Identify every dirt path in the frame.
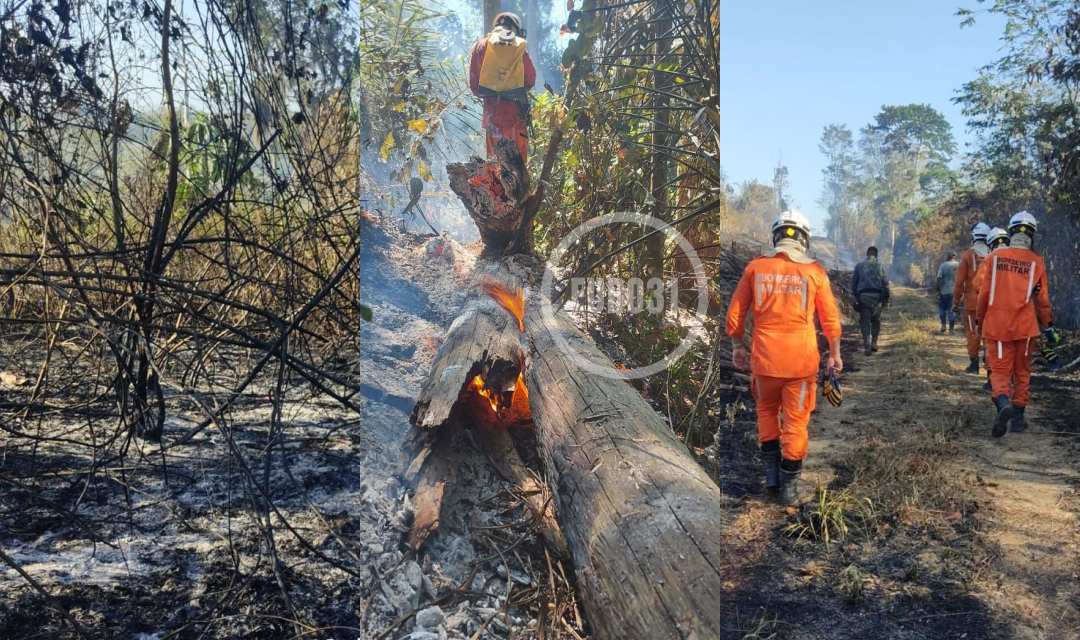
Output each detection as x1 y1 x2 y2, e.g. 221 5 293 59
715 286 1080 640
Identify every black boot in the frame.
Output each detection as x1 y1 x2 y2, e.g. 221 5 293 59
992 395 1013 438
871 336 879 353
779 459 803 506
864 336 872 356
965 358 979 374
1010 406 1027 433
761 441 780 496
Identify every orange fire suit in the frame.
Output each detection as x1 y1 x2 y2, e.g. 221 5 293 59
953 247 986 359
975 247 1053 407
726 253 843 462
468 33 536 162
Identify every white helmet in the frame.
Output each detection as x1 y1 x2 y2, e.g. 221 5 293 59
771 210 812 247
970 222 991 242
987 227 1009 249
1008 211 1038 237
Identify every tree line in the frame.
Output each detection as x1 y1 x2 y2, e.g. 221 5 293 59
817 1 1080 327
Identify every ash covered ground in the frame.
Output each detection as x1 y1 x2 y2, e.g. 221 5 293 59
0 217 583 639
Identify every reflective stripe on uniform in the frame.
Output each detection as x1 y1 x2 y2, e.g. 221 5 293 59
998 341 1003 360
988 256 999 306
798 381 807 411
1024 261 1036 303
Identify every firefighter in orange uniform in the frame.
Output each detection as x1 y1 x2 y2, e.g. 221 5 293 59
976 212 1055 437
953 222 991 373
468 13 536 163
726 211 844 504
974 227 1010 390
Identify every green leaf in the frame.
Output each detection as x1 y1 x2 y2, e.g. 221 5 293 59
359 303 373 322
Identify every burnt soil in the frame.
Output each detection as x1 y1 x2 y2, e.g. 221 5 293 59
705 287 1080 640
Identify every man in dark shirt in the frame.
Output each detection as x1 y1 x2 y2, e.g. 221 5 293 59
852 246 891 356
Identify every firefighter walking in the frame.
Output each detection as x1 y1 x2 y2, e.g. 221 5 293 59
468 13 536 163
726 211 843 505
976 212 1056 437
953 222 991 373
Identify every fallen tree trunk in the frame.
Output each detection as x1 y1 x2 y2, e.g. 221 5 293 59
522 303 730 639
405 259 533 551
406 268 732 637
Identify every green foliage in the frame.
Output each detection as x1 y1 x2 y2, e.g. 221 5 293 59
955 0 1080 211
818 104 957 271
871 103 956 164
357 0 463 182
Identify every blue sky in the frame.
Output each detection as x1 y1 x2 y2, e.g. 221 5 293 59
720 2 1007 233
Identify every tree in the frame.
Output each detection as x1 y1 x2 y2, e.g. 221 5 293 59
956 1 1080 211
866 104 956 259
871 103 956 166
818 124 858 243
732 180 780 241
773 160 790 211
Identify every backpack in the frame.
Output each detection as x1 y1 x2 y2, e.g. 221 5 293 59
856 260 886 294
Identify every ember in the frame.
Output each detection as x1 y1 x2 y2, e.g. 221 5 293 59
467 372 531 426
468 373 501 414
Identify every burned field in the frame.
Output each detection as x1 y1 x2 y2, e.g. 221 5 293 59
0 216 599 639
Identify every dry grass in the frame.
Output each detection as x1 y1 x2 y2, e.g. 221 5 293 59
784 487 876 545
789 311 977 546
848 414 975 533
837 564 870 603
739 611 779 640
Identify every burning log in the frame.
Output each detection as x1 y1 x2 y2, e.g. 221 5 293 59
406 257 566 553
446 139 531 256
410 260 532 430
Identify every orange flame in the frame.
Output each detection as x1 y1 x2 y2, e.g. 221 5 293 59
478 277 525 332
508 372 530 423
469 374 501 414
467 372 531 426
467 278 529 427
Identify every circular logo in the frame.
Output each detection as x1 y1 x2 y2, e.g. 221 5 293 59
539 212 710 380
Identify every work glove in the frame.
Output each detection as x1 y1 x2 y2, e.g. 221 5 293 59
1043 326 1063 347
821 367 843 407
1039 342 1062 371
